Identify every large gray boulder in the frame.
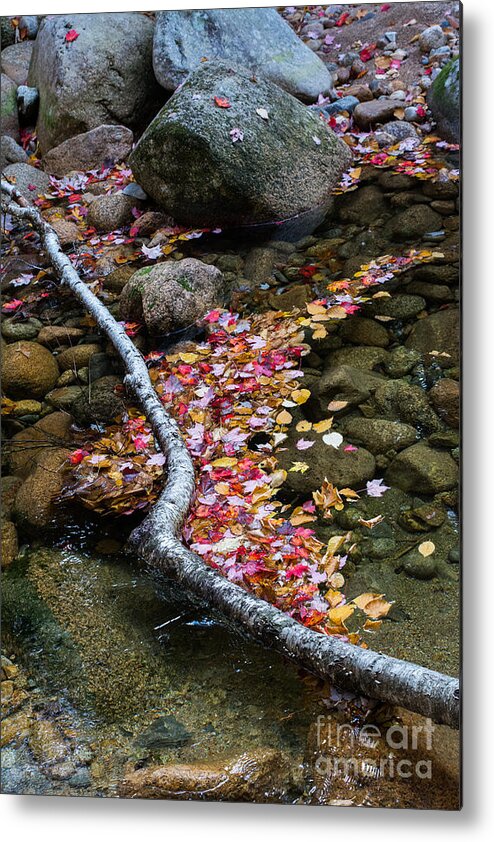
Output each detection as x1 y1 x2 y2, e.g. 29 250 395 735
27 13 165 153
1 73 19 140
129 62 351 228
153 8 334 102
427 58 460 144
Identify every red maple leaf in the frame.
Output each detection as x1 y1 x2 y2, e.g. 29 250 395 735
65 29 79 43
214 96 231 108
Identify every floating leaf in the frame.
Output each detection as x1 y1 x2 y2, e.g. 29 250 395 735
418 541 435 557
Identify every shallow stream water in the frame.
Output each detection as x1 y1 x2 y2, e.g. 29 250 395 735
2 161 460 807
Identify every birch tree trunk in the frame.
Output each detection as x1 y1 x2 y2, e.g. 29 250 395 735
1 179 460 729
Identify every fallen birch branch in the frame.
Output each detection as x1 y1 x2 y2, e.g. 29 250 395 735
1 178 460 729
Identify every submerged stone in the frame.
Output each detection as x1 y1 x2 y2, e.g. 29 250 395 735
129 61 351 228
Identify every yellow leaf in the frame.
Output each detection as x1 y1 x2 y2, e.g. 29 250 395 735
325 589 344 608
328 572 345 589
212 457 237 468
393 107 405 120
339 488 360 499
312 326 328 339
352 592 384 611
306 301 327 316
292 388 311 405
329 603 355 624
288 461 310 473
323 305 347 320
296 420 313 432
276 409 292 425
326 534 346 555
418 541 435 557
327 400 348 412
291 510 316 526
363 619 382 631
214 482 230 495
179 352 199 364
362 597 392 620
313 418 333 433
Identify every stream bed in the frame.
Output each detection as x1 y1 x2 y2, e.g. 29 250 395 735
2 159 460 807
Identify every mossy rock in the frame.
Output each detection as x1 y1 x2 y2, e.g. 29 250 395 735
1 340 59 400
427 59 460 144
129 61 351 228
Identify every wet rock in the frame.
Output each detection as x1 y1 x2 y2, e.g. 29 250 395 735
398 503 446 533
312 96 360 117
70 375 125 426
0 708 33 749
43 125 134 177
352 98 398 129
429 378 459 427
16 85 39 124
134 715 191 751
427 58 460 143
1 520 18 567
1 340 59 400
405 280 453 302
340 316 390 348
345 84 373 102
10 399 42 417
409 262 458 286
317 365 385 415
1 475 23 519
372 380 441 432
244 247 277 285
86 193 135 234
383 346 421 378
418 25 446 54
405 308 459 364
328 346 389 372
153 8 334 102
366 294 426 321
339 418 417 455
13 446 71 529
337 185 387 225
0 74 19 141
381 120 419 141
55 343 101 373
385 205 443 241
45 386 84 413
1 41 33 86
0 17 16 48
8 412 73 478
129 61 351 228
402 549 437 580
49 218 83 247
28 13 164 153
120 258 225 336
276 429 375 494
2 317 41 341
101 264 137 293
0 135 28 168
119 748 291 802
385 443 458 494
2 163 51 203
29 718 71 767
